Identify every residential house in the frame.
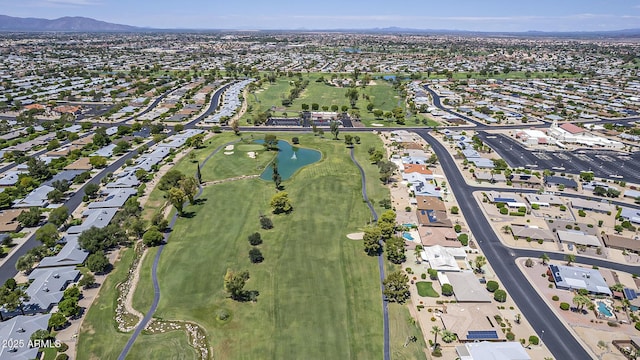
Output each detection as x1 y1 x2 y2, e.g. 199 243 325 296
13 185 54 208
19 266 79 314
548 264 612 296
67 208 118 234
0 209 26 233
38 235 89 268
0 314 51 360
456 342 531 360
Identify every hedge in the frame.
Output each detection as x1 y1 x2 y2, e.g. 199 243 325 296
560 302 570 310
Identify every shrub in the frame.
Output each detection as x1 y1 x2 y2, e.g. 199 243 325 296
499 207 508 215
552 295 559 301
531 203 540 210
405 206 411 212
259 215 273 229
57 343 69 352
635 322 640 331
525 258 534 267
494 289 507 302
486 280 499 292
405 267 413 274
421 273 427 280
578 209 586 217
450 206 459 214
56 355 69 360
607 321 619 327
565 224 573 229
509 212 525 216
441 283 454 296
428 268 438 280
458 233 469 246
560 302 570 310
454 224 462 233
560 205 567 211
506 332 515 341
248 232 263 246
217 309 230 321
249 248 264 263
529 336 539 345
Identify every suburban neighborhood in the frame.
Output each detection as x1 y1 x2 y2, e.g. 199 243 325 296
0 7 639 360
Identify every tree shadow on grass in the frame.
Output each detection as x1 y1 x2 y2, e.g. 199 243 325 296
180 211 196 219
192 198 207 205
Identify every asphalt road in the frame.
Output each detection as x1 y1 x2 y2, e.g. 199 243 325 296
476 131 640 183
0 139 156 285
414 129 594 359
0 82 233 283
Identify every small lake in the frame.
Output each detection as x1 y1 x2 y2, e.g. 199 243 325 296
256 140 321 180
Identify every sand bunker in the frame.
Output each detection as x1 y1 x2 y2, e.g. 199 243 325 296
371 123 384 127
346 232 364 240
247 151 256 159
223 151 234 155
224 145 235 151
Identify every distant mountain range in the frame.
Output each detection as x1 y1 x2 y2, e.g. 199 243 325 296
0 15 137 32
0 14 639 37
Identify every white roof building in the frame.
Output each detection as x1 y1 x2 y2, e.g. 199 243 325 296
456 341 531 360
421 245 467 272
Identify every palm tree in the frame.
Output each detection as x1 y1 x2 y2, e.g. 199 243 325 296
501 225 512 234
414 245 423 264
565 254 576 266
540 253 550 265
572 294 590 311
431 326 441 348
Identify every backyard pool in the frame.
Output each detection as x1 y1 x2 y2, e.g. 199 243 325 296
257 140 321 180
597 301 613 317
402 232 414 241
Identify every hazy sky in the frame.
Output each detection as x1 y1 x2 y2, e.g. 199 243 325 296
2 0 640 31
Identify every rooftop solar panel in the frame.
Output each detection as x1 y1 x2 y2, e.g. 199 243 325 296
624 288 638 300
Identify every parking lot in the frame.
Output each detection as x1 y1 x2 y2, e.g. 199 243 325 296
477 131 640 184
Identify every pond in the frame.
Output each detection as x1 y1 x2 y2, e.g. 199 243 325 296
256 140 321 180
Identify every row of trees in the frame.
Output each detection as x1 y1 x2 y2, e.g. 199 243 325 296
158 169 199 216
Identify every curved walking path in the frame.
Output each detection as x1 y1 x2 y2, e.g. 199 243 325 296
118 139 240 360
121 247 147 328
349 148 390 360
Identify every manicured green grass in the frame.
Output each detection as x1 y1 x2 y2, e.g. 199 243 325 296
141 132 238 222
240 73 427 128
388 303 428 360
77 248 136 360
131 246 158 315
134 134 385 359
126 330 198 360
416 282 439 298
201 138 275 181
41 347 58 360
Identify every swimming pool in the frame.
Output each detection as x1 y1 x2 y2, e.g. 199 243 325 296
597 301 613 317
402 232 414 241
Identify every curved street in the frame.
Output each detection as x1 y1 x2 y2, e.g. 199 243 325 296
415 128 640 359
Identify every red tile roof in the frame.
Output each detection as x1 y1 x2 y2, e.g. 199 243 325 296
559 123 585 134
